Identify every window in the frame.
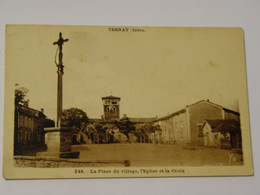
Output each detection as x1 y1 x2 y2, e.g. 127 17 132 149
28 118 32 128
28 131 31 142
19 115 23 127
20 131 24 142
18 132 21 143
24 131 27 143
112 101 117 105
24 116 28 127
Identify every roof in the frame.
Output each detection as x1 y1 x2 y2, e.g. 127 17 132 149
102 95 121 100
153 99 239 122
187 100 239 116
88 118 102 122
153 109 186 122
204 119 240 133
128 117 156 123
186 100 224 110
16 104 46 118
223 108 240 116
88 117 155 124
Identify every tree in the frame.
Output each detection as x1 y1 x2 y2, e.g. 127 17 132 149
135 125 149 143
135 123 160 143
115 117 136 139
61 108 88 133
84 124 97 143
15 86 29 105
149 124 161 133
95 123 108 144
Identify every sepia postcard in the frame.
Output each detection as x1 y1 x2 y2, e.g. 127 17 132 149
3 25 253 179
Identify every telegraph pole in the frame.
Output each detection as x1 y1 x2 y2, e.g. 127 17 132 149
53 32 69 127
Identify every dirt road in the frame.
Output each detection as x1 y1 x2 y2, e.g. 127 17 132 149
72 143 243 167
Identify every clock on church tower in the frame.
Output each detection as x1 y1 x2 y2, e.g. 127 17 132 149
102 95 120 121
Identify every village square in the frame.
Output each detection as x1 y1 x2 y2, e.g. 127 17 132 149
13 31 243 167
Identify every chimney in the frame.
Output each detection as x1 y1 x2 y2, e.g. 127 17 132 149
41 108 44 113
23 100 29 107
207 99 210 102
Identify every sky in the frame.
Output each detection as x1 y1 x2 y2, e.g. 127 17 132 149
5 25 248 121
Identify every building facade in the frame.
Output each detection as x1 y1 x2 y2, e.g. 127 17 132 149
202 119 241 149
14 103 54 155
152 100 240 146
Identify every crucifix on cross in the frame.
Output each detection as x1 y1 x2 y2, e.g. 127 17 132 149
53 32 69 66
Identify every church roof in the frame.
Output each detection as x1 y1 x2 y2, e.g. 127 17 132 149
102 95 121 100
88 118 102 122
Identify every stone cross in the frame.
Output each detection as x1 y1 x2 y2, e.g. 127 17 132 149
53 32 69 127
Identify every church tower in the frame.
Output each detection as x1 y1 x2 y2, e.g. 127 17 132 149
102 95 120 121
